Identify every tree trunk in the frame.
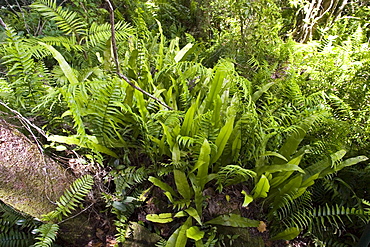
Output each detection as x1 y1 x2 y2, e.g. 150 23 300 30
0 118 96 246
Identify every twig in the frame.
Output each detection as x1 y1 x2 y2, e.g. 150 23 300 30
105 0 173 111
59 203 94 224
0 101 47 153
0 16 8 30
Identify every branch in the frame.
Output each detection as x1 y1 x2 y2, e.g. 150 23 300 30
0 101 47 153
0 16 8 30
105 0 173 111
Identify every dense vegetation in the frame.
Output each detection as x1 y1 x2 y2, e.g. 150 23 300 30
0 0 370 246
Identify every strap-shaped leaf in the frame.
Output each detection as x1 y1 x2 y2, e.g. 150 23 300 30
149 176 178 197
174 170 192 200
270 227 300 241
205 214 259 227
186 226 204 241
252 175 270 199
212 116 235 164
146 213 173 223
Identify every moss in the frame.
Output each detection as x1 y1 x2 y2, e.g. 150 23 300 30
0 118 74 218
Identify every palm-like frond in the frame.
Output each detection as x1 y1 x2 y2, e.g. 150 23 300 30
216 165 256 191
0 230 35 247
85 21 134 48
33 223 59 247
42 175 94 222
85 78 143 148
30 0 86 36
34 36 83 52
1 37 50 111
0 201 39 247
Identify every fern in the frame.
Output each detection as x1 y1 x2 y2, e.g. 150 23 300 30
0 201 39 233
312 204 369 226
216 165 256 192
0 201 39 247
0 230 35 247
32 223 59 247
85 21 134 48
42 175 94 222
34 36 83 52
30 0 86 37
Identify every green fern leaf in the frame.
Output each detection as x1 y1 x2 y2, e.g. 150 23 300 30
0 230 35 247
42 175 94 222
30 0 86 36
33 223 59 247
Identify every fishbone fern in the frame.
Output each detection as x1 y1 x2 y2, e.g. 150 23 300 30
30 0 86 37
42 175 94 222
33 223 59 247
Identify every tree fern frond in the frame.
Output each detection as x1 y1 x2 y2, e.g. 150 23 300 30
33 223 59 247
30 0 86 36
42 175 94 222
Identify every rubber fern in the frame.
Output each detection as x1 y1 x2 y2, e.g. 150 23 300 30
42 175 94 222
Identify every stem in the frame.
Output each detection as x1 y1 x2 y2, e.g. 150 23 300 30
105 0 173 111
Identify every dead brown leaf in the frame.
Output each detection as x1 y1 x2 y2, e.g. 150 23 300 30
257 221 267 233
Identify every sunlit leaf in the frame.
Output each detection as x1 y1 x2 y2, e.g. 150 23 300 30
146 213 173 223
270 227 301 241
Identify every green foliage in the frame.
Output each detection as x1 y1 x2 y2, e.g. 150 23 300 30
1 1 370 246
42 175 94 222
0 230 35 247
0 201 38 247
30 0 86 36
32 224 59 247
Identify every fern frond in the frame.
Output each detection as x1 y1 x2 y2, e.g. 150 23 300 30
42 175 94 222
275 192 313 230
35 36 83 52
0 230 35 247
155 238 167 247
327 94 353 120
30 0 86 36
0 201 40 233
176 135 194 149
216 165 256 192
33 223 59 247
85 21 134 48
313 204 369 228
114 166 151 193
86 79 141 148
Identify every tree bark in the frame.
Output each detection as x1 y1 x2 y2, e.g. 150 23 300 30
0 118 97 246
0 118 75 218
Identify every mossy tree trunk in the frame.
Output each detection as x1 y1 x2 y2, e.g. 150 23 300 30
0 118 95 246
